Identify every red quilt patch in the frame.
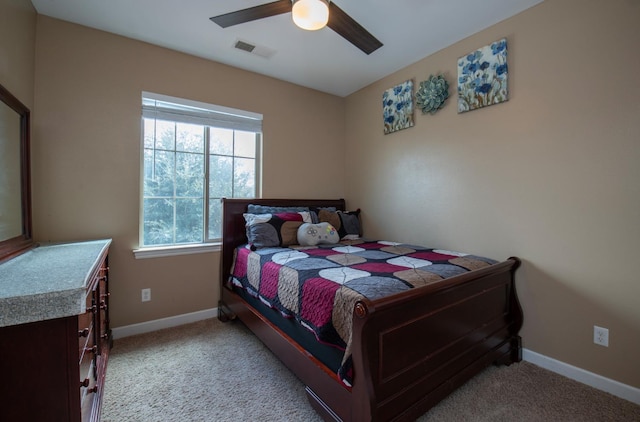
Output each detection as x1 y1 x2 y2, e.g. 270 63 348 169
409 251 457 261
352 262 407 273
259 261 282 299
300 277 341 328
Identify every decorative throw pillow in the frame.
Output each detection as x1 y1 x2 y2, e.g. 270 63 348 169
337 210 361 240
309 206 338 223
297 222 340 246
318 208 361 240
244 212 312 249
247 204 310 214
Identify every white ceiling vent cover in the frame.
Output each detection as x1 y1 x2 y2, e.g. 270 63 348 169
234 39 276 59
235 40 255 52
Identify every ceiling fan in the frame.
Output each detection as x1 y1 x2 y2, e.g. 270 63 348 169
210 0 383 55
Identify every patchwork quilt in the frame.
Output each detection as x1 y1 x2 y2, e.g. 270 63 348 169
229 239 497 386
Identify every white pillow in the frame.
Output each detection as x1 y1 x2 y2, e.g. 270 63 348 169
297 222 340 246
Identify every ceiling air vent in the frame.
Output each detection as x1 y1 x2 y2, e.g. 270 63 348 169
233 39 275 59
235 40 255 53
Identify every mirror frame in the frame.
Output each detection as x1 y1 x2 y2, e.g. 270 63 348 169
0 83 33 262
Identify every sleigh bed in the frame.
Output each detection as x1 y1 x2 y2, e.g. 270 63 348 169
218 198 523 421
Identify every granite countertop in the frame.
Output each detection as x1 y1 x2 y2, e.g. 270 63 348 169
0 239 112 328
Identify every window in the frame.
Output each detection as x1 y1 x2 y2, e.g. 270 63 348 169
140 92 261 249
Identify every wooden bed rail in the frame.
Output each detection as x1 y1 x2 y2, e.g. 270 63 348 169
350 257 523 421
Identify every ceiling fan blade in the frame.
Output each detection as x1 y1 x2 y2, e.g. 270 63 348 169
327 3 383 55
210 0 292 28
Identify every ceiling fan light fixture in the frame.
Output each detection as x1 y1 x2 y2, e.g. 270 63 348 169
292 0 329 31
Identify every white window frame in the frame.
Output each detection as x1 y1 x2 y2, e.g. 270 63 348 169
134 92 262 259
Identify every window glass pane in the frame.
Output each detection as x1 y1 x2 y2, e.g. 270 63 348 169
143 148 154 185
176 152 204 197
234 157 255 198
143 198 174 245
155 120 175 151
141 94 261 248
208 199 222 240
175 198 203 243
209 155 232 198
145 150 175 197
176 123 204 153
210 127 233 155
143 118 155 149
234 131 256 158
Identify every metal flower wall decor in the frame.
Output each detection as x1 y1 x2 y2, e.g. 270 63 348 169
415 74 449 115
457 38 508 113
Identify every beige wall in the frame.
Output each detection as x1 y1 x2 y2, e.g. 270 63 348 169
0 0 35 108
5 0 638 392
32 16 346 328
345 0 640 388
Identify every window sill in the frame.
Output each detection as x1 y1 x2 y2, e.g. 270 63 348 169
133 243 220 259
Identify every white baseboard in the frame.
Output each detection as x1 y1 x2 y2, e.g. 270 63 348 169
111 308 218 340
523 348 640 405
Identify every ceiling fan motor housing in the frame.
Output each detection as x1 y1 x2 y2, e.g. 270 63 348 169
291 0 329 31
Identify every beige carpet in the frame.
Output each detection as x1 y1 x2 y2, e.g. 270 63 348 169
102 319 639 421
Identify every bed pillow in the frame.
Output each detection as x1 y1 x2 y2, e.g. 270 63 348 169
318 208 361 240
297 222 340 246
244 212 312 249
309 206 338 223
247 204 309 214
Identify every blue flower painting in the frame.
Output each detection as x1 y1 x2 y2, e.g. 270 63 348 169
457 38 508 113
383 80 414 134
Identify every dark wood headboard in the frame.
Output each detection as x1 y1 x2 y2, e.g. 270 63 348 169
220 198 346 287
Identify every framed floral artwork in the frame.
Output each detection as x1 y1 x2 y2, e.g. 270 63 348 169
383 80 414 134
457 38 508 113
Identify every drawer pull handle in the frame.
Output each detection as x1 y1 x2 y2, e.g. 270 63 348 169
80 378 90 388
85 345 97 354
86 305 97 314
78 328 90 338
100 301 107 310
88 386 98 394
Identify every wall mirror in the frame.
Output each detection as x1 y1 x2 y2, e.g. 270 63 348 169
0 83 33 262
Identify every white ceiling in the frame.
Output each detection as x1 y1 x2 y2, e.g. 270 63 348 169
30 0 543 97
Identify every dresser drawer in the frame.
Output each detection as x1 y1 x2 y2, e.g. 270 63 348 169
80 359 98 422
78 281 96 361
78 306 93 353
97 264 110 353
78 322 95 370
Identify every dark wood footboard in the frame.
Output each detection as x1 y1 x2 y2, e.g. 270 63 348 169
219 198 523 422
349 257 522 421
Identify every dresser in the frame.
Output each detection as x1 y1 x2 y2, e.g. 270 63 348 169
0 239 112 422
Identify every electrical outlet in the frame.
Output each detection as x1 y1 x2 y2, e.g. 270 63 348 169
141 288 151 302
594 325 609 347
